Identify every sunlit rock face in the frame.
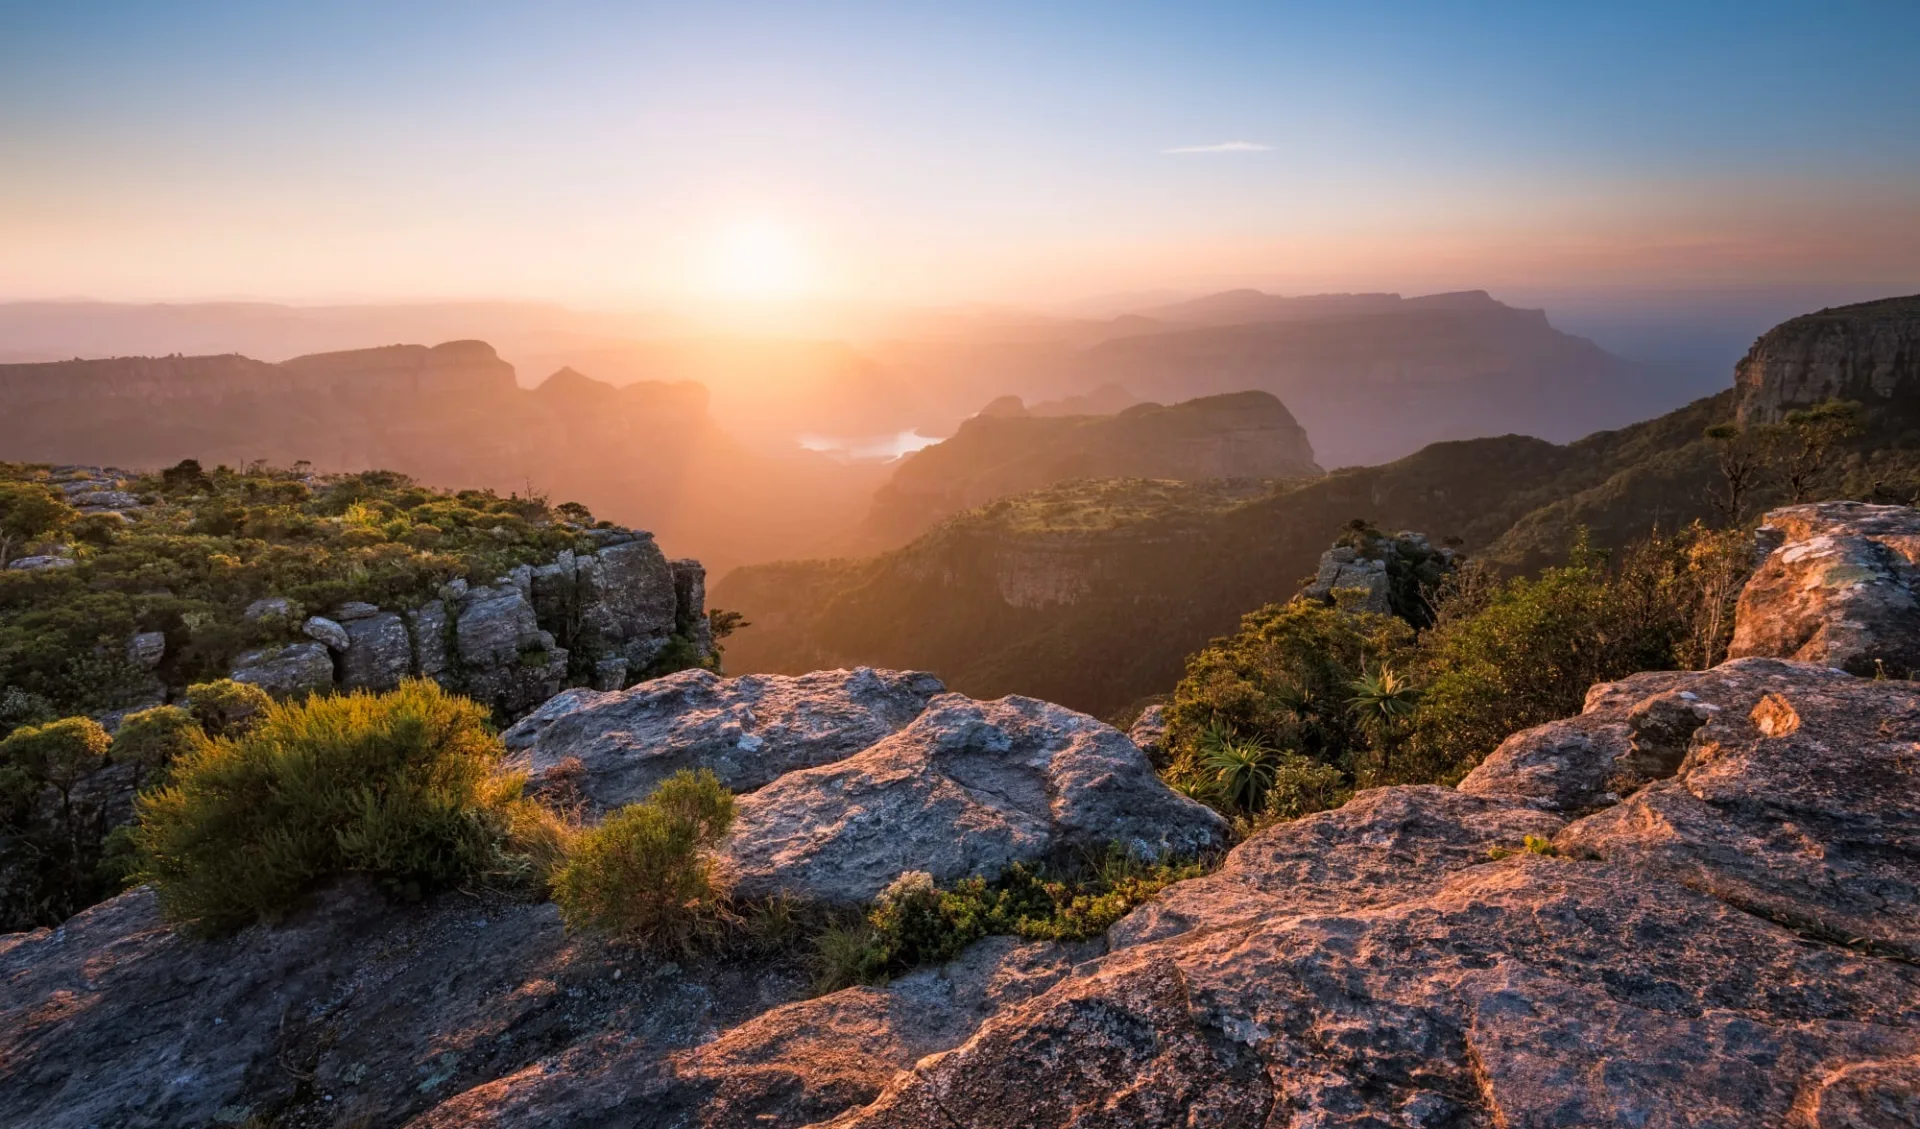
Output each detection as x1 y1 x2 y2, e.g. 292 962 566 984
1727 501 1920 677
1733 294 1920 424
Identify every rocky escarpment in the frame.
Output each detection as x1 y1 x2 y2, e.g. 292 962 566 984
229 531 710 717
1734 294 1920 424
4 502 1920 1128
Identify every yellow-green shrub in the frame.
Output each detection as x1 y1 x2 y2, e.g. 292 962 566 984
550 768 734 950
184 678 273 737
135 679 555 934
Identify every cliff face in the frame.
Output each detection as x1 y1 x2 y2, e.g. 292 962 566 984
1733 294 1920 423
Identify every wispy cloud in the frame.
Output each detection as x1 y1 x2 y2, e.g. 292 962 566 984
1162 140 1271 154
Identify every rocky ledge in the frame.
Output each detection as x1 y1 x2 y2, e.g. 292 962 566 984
3 503 1919 1129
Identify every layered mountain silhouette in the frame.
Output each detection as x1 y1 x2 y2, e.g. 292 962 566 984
0 342 881 575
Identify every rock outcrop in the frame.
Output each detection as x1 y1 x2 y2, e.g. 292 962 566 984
1734 293 1920 424
719 693 1230 904
1300 528 1455 620
503 667 950 808
226 529 710 717
1728 501 1920 677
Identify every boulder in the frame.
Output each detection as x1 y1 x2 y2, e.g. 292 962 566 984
1727 501 1920 676
229 641 334 698
455 585 542 668
719 693 1231 904
334 600 382 621
1126 703 1168 760
501 666 948 809
1456 657 1851 811
1559 664 1920 961
69 489 140 509
303 614 352 652
341 612 412 692
6 555 74 571
589 656 627 691
579 536 678 656
125 630 166 669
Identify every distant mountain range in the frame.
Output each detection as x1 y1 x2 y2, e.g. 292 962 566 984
2 290 1701 471
714 295 1920 717
0 341 882 576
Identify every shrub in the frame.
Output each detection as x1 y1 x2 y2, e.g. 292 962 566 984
550 768 735 949
814 847 1213 991
134 679 553 934
1412 524 1749 778
109 705 207 779
1164 599 1412 807
1262 752 1349 821
184 678 273 737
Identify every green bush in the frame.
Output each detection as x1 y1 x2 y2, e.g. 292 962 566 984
134 679 556 935
1261 752 1350 821
550 768 735 949
109 705 207 778
183 679 274 737
1164 599 1412 808
1412 524 1749 777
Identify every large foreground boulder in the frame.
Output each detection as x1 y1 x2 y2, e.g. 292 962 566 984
719 693 1232 904
1729 501 1920 676
502 667 948 808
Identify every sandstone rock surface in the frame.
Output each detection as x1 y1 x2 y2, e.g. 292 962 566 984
719 693 1231 904
1728 501 1920 676
229 640 335 698
502 666 948 810
8 655 1920 1129
830 660 1920 1129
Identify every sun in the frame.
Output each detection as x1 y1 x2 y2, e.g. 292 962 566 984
708 220 811 297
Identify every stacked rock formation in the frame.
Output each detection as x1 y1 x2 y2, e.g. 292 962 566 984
229 530 710 716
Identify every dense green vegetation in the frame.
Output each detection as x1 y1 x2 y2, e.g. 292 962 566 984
135 679 565 935
1162 521 1752 824
0 460 612 721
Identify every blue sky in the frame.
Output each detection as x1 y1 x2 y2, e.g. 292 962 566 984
2 1 1916 305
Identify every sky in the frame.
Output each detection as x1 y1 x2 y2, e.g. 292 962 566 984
2 0 1917 310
